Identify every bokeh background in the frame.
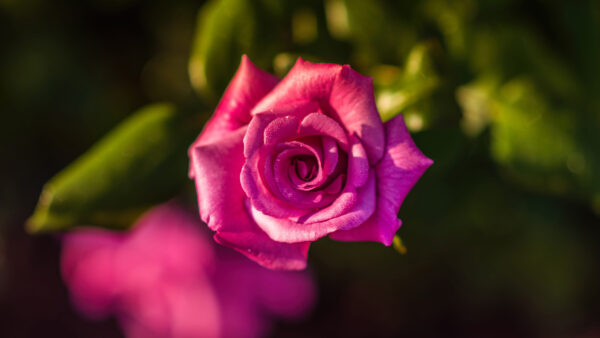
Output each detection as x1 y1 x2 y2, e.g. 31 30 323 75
1 0 600 337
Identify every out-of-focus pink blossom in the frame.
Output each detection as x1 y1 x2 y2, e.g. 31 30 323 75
61 203 316 338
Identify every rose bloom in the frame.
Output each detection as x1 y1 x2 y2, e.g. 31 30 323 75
61 203 315 338
189 56 432 270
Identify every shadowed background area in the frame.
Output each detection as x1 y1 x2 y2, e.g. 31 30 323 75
1 0 599 337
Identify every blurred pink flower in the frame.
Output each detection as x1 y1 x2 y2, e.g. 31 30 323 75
61 203 316 338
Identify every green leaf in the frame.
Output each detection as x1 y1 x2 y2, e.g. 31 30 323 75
188 0 288 101
374 42 441 125
27 103 198 233
486 78 600 207
337 0 418 66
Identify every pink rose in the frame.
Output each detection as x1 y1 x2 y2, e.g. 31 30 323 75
189 56 432 270
61 203 315 338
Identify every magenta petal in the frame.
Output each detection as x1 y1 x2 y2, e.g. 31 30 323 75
251 172 376 243
324 174 344 194
120 204 214 275
191 130 311 270
330 65 385 164
272 147 336 209
215 230 310 271
347 135 369 188
330 115 433 245
244 102 320 158
297 112 349 150
61 230 122 318
120 279 221 338
241 155 307 219
263 116 300 146
253 58 384 163
252 58 341 115
191 56 279 147
190 127 250 232
322 137 339 175
285 136 371 225
243 113 320 219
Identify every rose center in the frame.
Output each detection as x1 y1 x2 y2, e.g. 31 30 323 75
292 155 317 182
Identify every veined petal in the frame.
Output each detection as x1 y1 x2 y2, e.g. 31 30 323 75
330 65 384 164
253 58 384 163
330 115 432 245
190 127 250 232
190 126 310 270
215 231 310 271
188 56 279 177
251 172 376 243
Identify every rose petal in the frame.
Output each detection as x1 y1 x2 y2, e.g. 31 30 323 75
263 116 301 146
252 59 340 115
347 135 369 188
215 231 310 271
190 127 310 270
251 172 376 243
252 58 384 163
330 65 384 163
324 174 344 195
271 146 336 209
244 102 319 159
243 127 322 219
330 115 433 245
190 127 250 232
274 140 324 191
242 155 308 219
190 56 279 148
284 136 369 224
297 112 349 151
322 137 339 176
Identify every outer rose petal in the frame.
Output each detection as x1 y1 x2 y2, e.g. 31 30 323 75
190 127 250 233
190 127 309 270
215 231 310 271
188 55 279 171
252 58 384 163
330 115 433 245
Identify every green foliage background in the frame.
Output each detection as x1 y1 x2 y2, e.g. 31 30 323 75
1 0 599 337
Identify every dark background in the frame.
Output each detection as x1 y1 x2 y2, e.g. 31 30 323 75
1 0 599 337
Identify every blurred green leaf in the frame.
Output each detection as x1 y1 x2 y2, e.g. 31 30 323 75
336 0 418 67
188 0 289 101
374 42 441 126
421 0 476 60
456 75 500 136
469 26 580 102
485 78 600 206
27 103 198 233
